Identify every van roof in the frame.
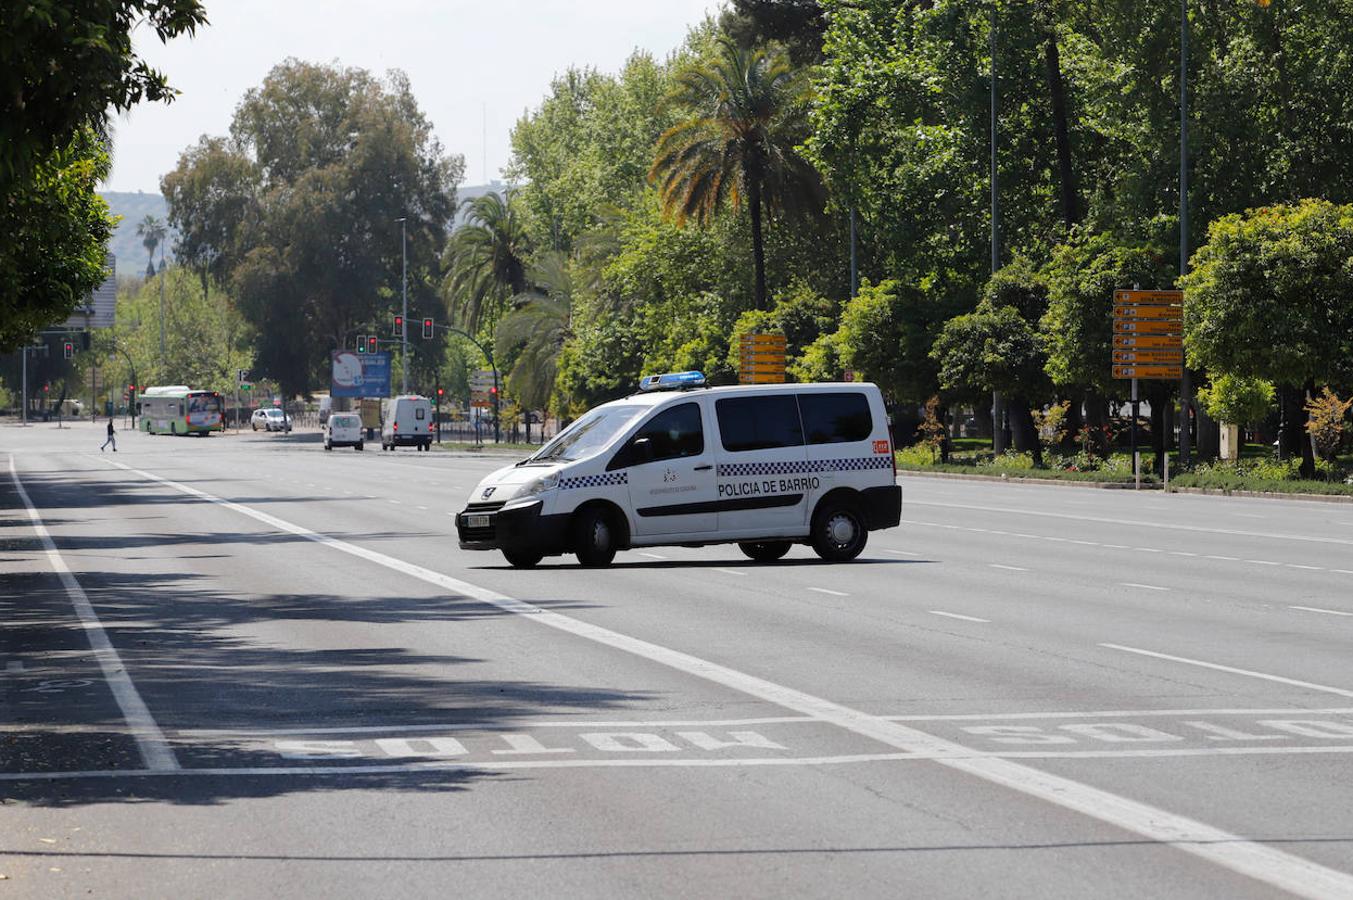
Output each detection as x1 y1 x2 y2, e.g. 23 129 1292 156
616 380 879 409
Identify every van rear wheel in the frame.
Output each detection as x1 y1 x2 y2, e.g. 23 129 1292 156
810 503 868 562
573 507 617 568
739 541 791 562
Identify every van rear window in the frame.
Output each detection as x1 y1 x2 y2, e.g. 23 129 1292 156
715 396 804 452
798 392 872 444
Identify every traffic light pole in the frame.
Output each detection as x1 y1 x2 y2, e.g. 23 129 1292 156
436 323 500 444
399 217 409 395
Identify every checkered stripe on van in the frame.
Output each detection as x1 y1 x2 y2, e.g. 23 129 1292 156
717 457 891 478
560 472 629 491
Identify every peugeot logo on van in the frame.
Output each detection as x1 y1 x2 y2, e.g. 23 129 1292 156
481 487 496 499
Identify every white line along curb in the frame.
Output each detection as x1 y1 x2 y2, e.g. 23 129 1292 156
9 456 179 771
89 455 1353 899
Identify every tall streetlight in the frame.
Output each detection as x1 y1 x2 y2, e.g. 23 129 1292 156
990 1 1007 454
397 216 409 394
1177 0 1193 468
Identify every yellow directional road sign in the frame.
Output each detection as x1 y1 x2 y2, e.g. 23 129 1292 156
1114 289 1184 305
1113 349 1183 363
1113 364 1182 380
1113 305 1182 319
1113 334 1182 349
1113 319 1183 335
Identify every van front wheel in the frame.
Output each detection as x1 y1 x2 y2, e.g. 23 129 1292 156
739 541 791 562
573 508 617 568
810 503 868 562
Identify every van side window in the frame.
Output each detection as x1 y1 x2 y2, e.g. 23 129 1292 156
798 392 872 444
630 402 704 464
716 396 804 452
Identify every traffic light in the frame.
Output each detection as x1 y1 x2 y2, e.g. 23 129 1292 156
436 387 444 397
367 335 378 354
422 317 433 339
63 342 73 359
393 315 404 336
356 334 367 353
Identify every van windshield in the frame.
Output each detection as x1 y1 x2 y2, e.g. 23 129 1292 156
524 405 644 464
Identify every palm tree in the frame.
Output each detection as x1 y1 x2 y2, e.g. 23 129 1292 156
442 191 531 333
136 215 166 279
649 36 822 310
494 251 572 414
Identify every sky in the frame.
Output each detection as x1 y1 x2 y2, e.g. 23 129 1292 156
105 0 720 193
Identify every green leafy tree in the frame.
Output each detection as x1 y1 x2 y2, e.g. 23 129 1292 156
162 61 463 399
0 128 114 351
649 35 822 310
1183 200 1353 477
494 252 573 411
834 279 940 405
1197 374 1274 427
443 192 532 333
0 0 207 187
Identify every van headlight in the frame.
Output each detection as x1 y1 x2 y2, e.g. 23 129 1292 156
520 472 560 499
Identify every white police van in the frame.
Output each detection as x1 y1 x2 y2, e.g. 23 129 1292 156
456 372 901 568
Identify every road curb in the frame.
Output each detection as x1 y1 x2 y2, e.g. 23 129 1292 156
1165 486 1353 505
900 469 1155 491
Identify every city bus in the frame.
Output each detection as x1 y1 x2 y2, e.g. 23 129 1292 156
139 385 225 435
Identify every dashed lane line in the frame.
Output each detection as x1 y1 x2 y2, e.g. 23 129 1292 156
714 568 747 577
989 564 1028 572
1101 644 1353 700
86 456 1353 899
807 587 848 597
928 611 991 623
8 456 179 772
1119 583 1171 592
1290 606 1353 618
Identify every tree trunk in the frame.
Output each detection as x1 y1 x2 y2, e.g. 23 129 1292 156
1278 384 1305 462
1009 397 1043 467
747 162 768 311
1084 391 1109 457
1062 396 1083 454
1043 33 1080 231
1300 379 1317 479
1196 402 1220 462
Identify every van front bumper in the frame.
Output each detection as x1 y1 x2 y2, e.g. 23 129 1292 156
457 499 570 555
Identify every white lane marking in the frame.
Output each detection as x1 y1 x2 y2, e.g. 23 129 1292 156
388 499 402 505
886 707 1353 722
928 611 990 623
1102 544 1130 550
95 457 1353 899
180 716 814 737
1334 569 1353 576
1169 551 1198 557
1134 547 1162 553
989 564 1028 572
1205 555 1239 561
1101 644 1353 700
19 742 1353 784
1119 582 1170 592
807 587 848 597
714 568 747 577
1069 540 1099 547
1245 560 1281 566
416 505 430 511
910 500 1353 548
1286 564 1323 571
9 457 179 772
637 552 668 560
1290 606 1353 618
881 549 916 557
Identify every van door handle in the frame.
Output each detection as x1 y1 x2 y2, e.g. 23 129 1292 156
693 464 713 471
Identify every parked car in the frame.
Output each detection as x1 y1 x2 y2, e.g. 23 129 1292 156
251 408 292 432
324 412 364 451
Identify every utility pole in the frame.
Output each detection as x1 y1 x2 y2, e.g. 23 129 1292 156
158 248 166 367
990 2 1007 454
398 217 409 394
1177 0 1193 469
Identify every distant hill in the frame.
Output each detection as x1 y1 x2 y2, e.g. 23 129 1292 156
100 191 176 278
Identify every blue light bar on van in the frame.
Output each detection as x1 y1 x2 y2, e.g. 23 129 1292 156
639 371 706 392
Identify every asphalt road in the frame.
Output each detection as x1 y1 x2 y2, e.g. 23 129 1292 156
4 420 1353 898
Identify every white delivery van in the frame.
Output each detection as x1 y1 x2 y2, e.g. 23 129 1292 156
324 411 364 451
381 395 433 451
456 371 901 568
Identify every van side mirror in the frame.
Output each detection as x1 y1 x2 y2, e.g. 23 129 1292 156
631 436 654 464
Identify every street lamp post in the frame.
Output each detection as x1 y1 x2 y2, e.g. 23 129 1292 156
1177 0 1193 468
442 324 501 445
990 1 1007 455
398 217 409 394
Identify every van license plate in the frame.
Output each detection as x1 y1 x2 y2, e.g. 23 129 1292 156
467 515 491 528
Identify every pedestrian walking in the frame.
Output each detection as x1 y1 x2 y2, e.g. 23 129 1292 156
101 417 117 452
